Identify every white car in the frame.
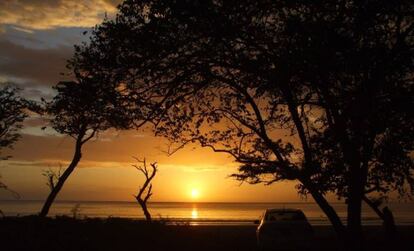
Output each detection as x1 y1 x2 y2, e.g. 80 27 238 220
256 208 313 250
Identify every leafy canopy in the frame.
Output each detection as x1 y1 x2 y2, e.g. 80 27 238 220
0 85 28 160
76 0 413 198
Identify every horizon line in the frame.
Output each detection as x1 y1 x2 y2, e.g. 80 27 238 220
0 199 351 204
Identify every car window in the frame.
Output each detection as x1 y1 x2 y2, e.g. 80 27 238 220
265 211 306 221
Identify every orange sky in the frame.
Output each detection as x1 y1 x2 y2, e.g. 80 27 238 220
1 127 310 202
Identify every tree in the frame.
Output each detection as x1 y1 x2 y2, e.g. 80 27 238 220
0 84 27 200
68 0 413 249
0 84 28 160
42 165 63 192
39 77 136 217
132 157 157 221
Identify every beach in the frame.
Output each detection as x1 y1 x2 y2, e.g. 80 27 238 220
2 201 414 225
0 216 412 251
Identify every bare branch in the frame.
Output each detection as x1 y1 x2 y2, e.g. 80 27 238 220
132 157 158 221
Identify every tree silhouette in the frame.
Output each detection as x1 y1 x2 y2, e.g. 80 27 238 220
0 84 27 200
132 157 157 221
68 0 413 249
0 84 28 160
42 164 64 191
39 77 136 217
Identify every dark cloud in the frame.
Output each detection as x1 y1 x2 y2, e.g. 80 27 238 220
2 25 90 49
0 39 73 86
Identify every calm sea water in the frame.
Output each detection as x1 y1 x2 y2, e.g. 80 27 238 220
1 200 413 225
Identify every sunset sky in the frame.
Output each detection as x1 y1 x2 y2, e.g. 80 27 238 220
0 0 314 203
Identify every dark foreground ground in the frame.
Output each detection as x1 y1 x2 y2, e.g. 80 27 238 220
0 216 412 251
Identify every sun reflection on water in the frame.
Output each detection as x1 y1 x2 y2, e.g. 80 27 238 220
191 207 198 219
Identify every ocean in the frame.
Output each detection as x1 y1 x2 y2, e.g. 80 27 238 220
1 200 413 225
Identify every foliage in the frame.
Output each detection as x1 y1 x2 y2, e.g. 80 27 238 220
0 84 26 202
70 0 414 246
46 79 134 139
0 84 28 160
40 75 141 217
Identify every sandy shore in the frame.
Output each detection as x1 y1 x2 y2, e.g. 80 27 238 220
0 216 412 250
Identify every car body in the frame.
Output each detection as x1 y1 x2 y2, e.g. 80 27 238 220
256 208 313 250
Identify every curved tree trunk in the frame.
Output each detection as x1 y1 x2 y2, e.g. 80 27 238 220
133 159 157 222
137 198 152 221
363 196 384 220
39 138 83 217
302 179 346 242
381 206 397 240
310 191 346 235
363 196 396 240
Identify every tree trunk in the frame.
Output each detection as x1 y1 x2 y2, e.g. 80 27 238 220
137 198 152 221
39 139 83 217
363 197 397 241
310 191 345 235
362 196 384 221
346 169 364 251
381 207 397 241
302 180 346 241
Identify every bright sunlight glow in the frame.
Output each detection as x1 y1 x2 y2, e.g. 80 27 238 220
191 189 200 199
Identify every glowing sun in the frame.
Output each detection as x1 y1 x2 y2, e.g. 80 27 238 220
191 189 200 199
